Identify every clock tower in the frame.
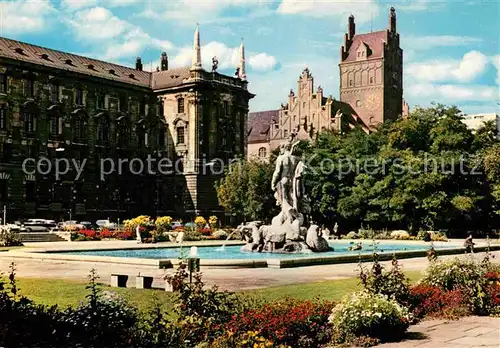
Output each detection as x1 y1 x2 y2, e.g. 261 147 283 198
339 7 403 128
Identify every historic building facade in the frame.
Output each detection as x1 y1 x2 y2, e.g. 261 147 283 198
0 26 253 221
248 7 406 160
339 7 403 127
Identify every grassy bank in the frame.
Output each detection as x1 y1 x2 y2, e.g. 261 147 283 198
7 271 423 313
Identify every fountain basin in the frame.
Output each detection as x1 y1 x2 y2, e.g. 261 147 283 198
47 240 495 268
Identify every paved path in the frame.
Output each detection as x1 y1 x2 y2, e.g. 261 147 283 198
378 316 500 348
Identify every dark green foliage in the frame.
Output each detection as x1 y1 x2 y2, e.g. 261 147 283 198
217 105 500 234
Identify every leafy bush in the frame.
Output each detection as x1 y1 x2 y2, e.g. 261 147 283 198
390 230 410 240
226 299 334 348
165 262 257 345
430 231 448 241
420 256 497 315
407 284 469 319
417 230 432 242
0 228 23 247
183 228 202 241
360 253 410 305
329 291 411 345
213 230 229 240
345 231 359 239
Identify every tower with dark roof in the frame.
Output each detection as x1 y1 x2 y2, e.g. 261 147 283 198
339 7 403 128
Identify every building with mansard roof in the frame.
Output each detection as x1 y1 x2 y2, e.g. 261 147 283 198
248 7 408 160
0 25 253 221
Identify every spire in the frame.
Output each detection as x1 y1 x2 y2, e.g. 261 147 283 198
238 38 246 80
191 23 202 70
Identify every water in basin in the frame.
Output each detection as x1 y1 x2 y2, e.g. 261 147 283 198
63 241 452 260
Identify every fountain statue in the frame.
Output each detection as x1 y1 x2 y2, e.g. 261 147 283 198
239 134 333 253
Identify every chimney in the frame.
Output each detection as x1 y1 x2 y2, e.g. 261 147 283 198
348 14 355 40
136 57 143 71
161 52 168 71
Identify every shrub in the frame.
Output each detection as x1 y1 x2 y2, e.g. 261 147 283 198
123 215 152 229
226 299 334 347
0 228 23 247
213 230 229 240
430 231 448 241
165 263 256 345
345 231 359 239
420 257 497 315
329 291 410 345
390 230 410 240
113 230 134 240
198 227 212 236
358 228 375 239
417 230 432 242
407 284 469 319
100 229 114 239
183 228 202 241
360 253 410 305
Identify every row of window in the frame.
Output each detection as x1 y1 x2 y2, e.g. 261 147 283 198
0 73 149 113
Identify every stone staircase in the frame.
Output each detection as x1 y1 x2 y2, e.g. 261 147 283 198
19 232 68 243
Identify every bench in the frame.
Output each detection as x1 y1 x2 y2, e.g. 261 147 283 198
136 274 154 289
110 274 129 288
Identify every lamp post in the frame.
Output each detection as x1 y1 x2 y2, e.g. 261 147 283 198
187 246 200 284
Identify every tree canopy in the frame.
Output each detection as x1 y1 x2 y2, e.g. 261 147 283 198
216 105 500 236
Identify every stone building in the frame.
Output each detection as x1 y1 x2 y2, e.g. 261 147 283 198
339 7 403 127
0 26 253 221
248 7 405 160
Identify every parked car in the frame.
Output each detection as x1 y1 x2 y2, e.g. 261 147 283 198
21 219 52 232
96 219 117 230
80 221 98 230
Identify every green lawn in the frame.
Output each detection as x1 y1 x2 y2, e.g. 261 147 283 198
5 270 423 313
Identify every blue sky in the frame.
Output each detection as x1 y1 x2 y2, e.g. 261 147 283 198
2 0 499 115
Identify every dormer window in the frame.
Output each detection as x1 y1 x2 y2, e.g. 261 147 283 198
129 73 135 79
14 47 24 54
65 59 73 65
87 64 94 70
40 53 49 60
108 69 115 75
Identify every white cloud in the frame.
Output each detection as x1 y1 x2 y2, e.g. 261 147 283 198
277 0 379 23
249 53 277 71
61 0 140 11
137 0 271 25
406 51 489 83
406 83 498 102
60 0 98 11
65 6 174 61
65 7 128 40
0 0 55 34
492 55 500 84
404 35 482 50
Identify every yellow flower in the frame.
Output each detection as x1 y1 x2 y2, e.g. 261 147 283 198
194 216 207 225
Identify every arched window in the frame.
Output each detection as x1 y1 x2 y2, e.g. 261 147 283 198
177 98 185 114
258 147 267 158
73 111 86 142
